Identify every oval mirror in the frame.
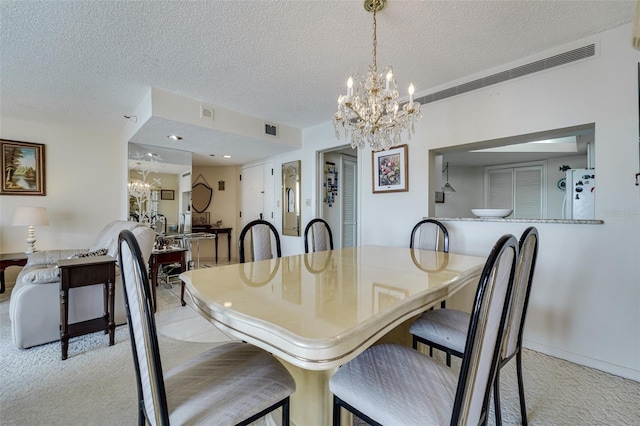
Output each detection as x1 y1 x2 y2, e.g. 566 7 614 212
192 182 212 213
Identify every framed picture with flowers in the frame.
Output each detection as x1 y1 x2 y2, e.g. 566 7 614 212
372 144 408 193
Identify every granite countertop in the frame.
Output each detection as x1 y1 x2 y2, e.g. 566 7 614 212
433 217 604 224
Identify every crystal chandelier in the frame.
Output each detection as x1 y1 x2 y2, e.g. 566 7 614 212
333 0 421 151
128 152 161 223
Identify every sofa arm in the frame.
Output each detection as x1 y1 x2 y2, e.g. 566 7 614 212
26 249 83 266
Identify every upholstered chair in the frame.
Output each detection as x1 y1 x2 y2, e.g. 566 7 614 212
238 219 282 263
410 227 539 425
330 234 518 426
304 218 334 253
410 218 450 311
118 229 295 426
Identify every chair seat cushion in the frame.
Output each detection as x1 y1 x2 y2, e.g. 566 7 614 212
409 308 470 354
329 343 457 425
166 342 295 426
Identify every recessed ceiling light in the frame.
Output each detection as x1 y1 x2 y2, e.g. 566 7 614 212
223 155 232 159
167 135 182 141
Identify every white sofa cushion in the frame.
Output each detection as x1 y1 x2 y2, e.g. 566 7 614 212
20 266 60 284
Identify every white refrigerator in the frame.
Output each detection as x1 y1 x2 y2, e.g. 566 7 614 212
564 169 595 219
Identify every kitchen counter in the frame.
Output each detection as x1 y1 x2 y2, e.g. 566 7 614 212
433 217 604 224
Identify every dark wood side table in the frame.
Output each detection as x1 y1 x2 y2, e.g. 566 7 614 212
191 226 232 263
149 248 187 311
0 252 29 293
57 255 116 360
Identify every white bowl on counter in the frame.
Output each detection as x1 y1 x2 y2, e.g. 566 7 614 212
471 209 513 218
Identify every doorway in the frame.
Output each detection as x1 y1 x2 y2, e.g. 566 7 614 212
240 162 274 228
318 147 358 248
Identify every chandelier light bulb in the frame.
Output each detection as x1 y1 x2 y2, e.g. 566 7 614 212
386 71 393 90
347 76 354 97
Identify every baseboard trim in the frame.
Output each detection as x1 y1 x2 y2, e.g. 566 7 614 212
524 339 640 382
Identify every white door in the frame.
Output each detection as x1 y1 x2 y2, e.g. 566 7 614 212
240 162 274 228
241 164 265 227
342 156 357 247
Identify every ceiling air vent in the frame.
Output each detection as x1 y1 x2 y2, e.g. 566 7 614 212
265 123 278 137
200 105 214 120
416 43 596 105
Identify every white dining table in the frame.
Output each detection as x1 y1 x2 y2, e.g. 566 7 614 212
180 245 486 426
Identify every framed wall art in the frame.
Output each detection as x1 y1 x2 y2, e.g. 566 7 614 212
372 144 408 193
192 211 210 226
1 139 46 196
160 189 175 200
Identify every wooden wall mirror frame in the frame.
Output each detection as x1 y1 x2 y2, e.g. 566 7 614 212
282 160 301 236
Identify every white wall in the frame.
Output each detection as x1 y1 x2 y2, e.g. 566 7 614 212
191 165 240 261
434 165 484 218
1 118 127 253
274 24 640 380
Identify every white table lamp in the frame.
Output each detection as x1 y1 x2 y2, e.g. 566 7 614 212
12 207 49 254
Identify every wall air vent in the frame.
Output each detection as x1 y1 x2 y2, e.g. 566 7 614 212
415 44 596 105
200 105 214 120
265 123 278 137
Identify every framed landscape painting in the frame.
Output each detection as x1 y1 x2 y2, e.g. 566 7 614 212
372 144 408 193
1 140 46 196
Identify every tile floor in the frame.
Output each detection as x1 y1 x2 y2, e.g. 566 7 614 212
154 257 235 344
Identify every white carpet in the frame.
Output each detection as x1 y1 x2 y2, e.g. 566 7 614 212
2 293 639 425
0 300 212 425
351 347 640 425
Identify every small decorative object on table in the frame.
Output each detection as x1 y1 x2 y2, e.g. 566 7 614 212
192 212 210 226
213 220 223 228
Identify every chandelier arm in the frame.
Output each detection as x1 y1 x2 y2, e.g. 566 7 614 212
345 104 368 124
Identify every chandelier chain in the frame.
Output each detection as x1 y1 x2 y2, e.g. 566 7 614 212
371 6 377 73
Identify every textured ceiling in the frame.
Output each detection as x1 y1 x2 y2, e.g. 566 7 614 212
0 0 635 166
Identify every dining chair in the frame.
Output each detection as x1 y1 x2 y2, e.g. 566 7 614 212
238 219 282 263
330 234 518 426
118 229 295 426
409 226 539 425
410 218 449 252
410 218 449 310
304 218 334 253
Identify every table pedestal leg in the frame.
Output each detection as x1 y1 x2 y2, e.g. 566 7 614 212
278 360 352 426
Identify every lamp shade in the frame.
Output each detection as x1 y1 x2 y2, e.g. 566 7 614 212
12 207 49 227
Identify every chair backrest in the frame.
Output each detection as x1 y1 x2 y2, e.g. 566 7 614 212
502 226 539 360
303 218 334 253
450 234 518 426
151 214 167 234
91 220 153 258
410 219 449 252
118 229 170 426
238 219 282 263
